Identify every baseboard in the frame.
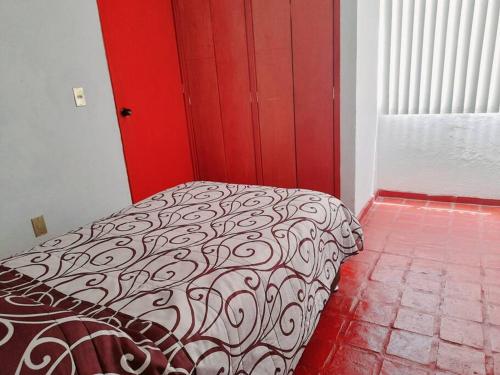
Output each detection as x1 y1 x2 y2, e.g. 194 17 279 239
377 189 500 207
357 196 375 222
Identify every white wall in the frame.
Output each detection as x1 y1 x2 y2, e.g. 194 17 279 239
340 0 380 215
0 0 131 257
340 0 358 211
354 0 379 214
345 1 500 208
377 114 500 199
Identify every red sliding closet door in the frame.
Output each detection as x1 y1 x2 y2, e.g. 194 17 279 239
251 0 297 188
174 0 340 195
209 0 258 184
291 0 335 195
174 0 258 184
173 0 227 182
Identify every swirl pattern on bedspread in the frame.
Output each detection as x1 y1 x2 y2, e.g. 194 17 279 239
1 181 363 374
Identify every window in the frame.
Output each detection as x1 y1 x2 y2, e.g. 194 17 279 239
379 0 500 115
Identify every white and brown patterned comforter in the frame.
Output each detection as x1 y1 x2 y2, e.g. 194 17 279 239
0 181 363 374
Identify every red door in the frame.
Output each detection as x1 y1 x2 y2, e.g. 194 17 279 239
97 0 193 202
210 0 259 184
252 0 297 188
172 0 227 182
292 0 335 195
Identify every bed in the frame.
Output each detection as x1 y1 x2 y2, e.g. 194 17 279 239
0 181 362 374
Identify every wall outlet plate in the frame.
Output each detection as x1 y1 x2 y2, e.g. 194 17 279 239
73 87 87 107
31 215 48 237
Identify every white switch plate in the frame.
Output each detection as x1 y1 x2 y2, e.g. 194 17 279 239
73 87 87 107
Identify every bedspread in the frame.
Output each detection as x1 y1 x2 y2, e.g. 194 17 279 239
0 181 363 374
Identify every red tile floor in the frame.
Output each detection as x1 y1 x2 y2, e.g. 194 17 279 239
296 197 500 375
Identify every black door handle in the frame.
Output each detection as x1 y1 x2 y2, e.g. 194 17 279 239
120 108 133 117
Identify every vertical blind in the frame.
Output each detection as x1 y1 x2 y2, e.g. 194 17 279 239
379 0 500 115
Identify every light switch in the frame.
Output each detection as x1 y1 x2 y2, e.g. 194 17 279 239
31 215 48 237
73 87 87 107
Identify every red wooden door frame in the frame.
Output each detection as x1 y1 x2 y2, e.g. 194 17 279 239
333 0 341 198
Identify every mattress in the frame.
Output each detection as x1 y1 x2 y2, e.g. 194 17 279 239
0 181 363 374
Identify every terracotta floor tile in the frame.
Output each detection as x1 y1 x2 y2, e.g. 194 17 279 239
487 303 500 326
483 230 500 241
405 199 428 207
379 197 406 204
454 203 481 212
384 241 415 256
447 242 483 257
437 341 486 375
446 264 482 283
405 272 442 294
423 210 452 221
312 313 346 343
364 233 388 252
439 317 484 349
484 285 500 304
325 294 359 315
411 258 445 276
401 289 440 314
386 330 434 365
379 360 430 375
298 336 336 372
337 284 365 302
489 325 500 353
394 307 435 336
326 345 380 375
354 300 397 327
293 364 315 375
449 228 481 240
413 246 447 262
485 269 500 286
361 281 401 305
485 221 500 231
342 261 372 280
344 321 389 352
482 254 500 269
441 297 483 322
370 265 404 284
421 219 450 231
377 254 412 270
446 251 482 267
295 198 500 374
443 280 482 301
428 201 454 210
370 266 405 284
397 212 424 223
352 250 381 265
495 353 500 375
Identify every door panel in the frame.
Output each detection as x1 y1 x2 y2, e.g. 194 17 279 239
210 0 257 184
97 0 193 202
173 0 227 182
292 0 335 194
251 0 297 188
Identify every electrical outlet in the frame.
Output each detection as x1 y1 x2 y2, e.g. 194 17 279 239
31 215 47 237
73 87 87 107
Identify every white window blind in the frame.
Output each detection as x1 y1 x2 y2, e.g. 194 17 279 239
379 0 500 115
